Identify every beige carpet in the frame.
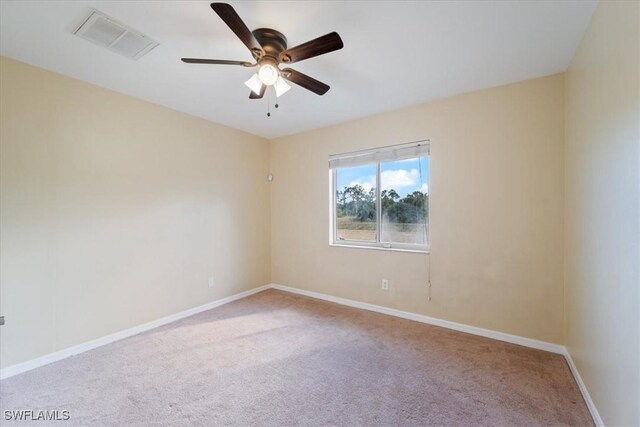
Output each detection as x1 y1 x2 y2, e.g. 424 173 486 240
1 289 592 426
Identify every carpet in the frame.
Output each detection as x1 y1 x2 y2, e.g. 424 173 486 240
0 289 593 426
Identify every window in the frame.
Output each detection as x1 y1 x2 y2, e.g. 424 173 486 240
330 141 429 252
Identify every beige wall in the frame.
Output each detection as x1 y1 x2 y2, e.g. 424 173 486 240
270 74 565 344
564 1 640 425
3 7 637 420
0 57 270 368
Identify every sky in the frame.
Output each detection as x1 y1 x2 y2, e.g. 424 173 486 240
336 157 429 198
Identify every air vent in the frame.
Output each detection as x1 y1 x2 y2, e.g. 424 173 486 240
73 11 158 60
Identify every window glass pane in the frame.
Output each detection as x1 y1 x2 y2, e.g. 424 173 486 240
335 164 377 242
380 157 429 246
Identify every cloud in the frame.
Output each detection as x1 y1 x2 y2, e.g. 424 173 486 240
341 168 428 195
381 168 422 189
348 176 375 192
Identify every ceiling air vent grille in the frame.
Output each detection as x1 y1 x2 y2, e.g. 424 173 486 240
73 11 158 60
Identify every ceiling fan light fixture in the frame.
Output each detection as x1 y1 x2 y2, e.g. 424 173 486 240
258 64 279 86
244 73 263 95
274 76 291 97
182 3 344 101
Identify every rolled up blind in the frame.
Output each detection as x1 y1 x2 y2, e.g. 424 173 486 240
328 141 429 169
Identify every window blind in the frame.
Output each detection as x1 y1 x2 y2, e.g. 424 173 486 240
328 141 430 169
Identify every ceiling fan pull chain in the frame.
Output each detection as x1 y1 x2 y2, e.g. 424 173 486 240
267 89 271 117
273 87 279 110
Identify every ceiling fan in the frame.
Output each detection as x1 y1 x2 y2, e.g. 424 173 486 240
181 2 344 100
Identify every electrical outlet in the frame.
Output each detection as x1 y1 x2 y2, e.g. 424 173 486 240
381 279 389 290
208 277 215 288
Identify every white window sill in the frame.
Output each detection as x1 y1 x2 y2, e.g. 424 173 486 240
329 243 429 254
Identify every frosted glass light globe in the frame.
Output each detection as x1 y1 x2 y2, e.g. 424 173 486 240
258 64 278 86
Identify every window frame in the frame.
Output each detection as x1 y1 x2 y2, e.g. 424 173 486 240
329 141 430 254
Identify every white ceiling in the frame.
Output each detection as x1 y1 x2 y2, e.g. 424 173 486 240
0 1 597 139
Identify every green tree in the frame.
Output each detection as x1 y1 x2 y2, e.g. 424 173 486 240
336 189 348 217
345 184 365 216
356 187 376 221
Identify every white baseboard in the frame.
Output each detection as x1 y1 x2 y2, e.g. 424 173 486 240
563 349 604 427
270 283 601 426
270 283 565 354
0 282 601 427
0 284 271 380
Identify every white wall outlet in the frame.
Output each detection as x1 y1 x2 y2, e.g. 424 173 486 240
381 279 389 290
208 277 215 288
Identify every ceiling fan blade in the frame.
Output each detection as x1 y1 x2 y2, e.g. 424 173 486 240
211 3 264 59
281 68 330 95
249 85 266 99
181 58 255 67
279 32 343 64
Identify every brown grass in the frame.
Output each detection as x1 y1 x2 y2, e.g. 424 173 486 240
336 217 428 244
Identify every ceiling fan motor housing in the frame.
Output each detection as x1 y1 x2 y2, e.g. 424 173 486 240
252 28 288 63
